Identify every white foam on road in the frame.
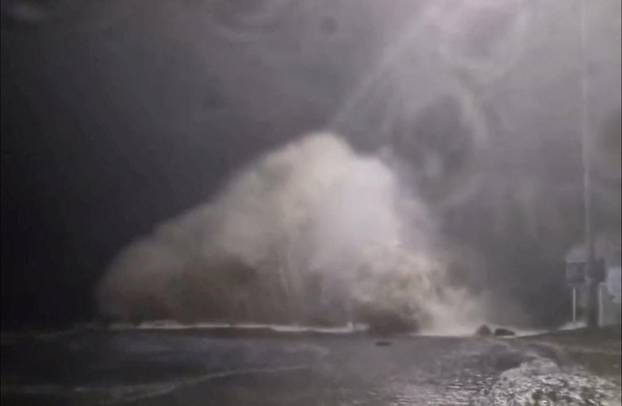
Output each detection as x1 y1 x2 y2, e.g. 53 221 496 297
474 357 621 406
417 323 549 338
558 320 588 331
104 321 369 335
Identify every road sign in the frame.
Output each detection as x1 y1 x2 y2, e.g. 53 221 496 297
593 258 606 283
606 266 621 304
565 258 606 287
566 261 586 286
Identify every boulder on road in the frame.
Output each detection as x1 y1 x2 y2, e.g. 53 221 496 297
475 324 492 337
494 328 516 337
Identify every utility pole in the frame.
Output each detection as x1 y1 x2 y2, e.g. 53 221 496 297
579 0 598 328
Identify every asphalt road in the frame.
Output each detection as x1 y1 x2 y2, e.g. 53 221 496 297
2 328 620 405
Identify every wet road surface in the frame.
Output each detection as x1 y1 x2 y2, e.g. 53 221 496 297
2 328 620 405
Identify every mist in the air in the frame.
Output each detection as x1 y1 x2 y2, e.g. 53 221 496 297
97 133 484 332
66 0 620 329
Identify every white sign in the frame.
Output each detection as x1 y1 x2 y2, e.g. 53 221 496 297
566 262 586 286
606 267 621 304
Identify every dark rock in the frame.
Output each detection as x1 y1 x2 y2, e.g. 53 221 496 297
475 324 492 337
494 328 516 337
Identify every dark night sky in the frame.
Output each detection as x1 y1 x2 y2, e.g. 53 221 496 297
1 0 364 327
1 0 620 328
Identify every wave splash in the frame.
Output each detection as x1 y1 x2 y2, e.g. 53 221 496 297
97 132 482 330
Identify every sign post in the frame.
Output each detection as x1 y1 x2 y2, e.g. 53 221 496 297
566 261 586 324
565 257 606 325
572 287 577 323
